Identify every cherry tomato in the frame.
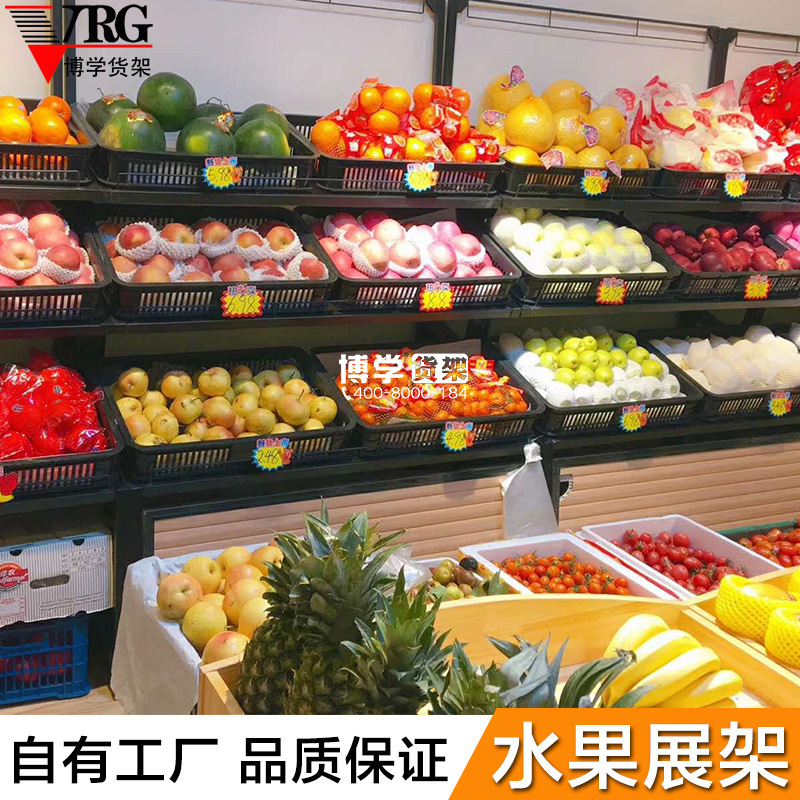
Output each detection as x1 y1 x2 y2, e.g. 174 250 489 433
673 532 690 548
671 564 690 581
692 573 711 590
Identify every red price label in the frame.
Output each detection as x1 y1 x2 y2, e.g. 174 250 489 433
744 274 771 301
596 277 628 305
420 281 454 312
221 285 265 318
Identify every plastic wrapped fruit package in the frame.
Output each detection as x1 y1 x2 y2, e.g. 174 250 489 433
0 354 109 460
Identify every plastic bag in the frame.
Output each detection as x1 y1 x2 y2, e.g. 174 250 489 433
501 442 559 539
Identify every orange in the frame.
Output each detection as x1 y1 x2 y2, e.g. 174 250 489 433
382 87 411 117
310 119 345 156
368 109 400 135
359 87 383 115
31 110 68 144
413 83 433 111
405 137 427 159
453 142 477 163
65 135 78 146
37 95 71 123
0 110 32 143
363 145 384 160
0 96 26 115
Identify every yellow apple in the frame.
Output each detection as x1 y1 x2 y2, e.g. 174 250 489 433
157 573 203 620
182 556 223 594
225 563 263 587
181 601 227 651
200 593 225 608
216 546 252 576
249 545 284 576
202 631 249 665
238 597 271 638
223 578 266 626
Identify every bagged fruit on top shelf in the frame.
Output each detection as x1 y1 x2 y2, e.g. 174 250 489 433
739 59 800 155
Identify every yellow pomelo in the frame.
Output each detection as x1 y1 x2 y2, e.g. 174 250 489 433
612 144 650 169
504 96 555 154
587 106 627 152
542 79 591 114
503 145 541 165
477 114 506 147
481 70 533 115
542 145 579 167
577 145 612 168
553 108 589 152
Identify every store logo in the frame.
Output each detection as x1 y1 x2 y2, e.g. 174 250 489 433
0 562 28 591
5 4 152 82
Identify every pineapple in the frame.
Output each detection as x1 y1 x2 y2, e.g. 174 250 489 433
344 572 450 714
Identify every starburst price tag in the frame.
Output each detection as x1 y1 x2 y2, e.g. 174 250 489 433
0 468 17 504
769 390 793 418
744 273 771 301
203 156 243 190
404 162 439 193
442 421 474 452
221 285 265 318
252 437 293 471
620 403 648 432
596 276 628 305
724 171 749 198
419 281 454 312
581 168 609 196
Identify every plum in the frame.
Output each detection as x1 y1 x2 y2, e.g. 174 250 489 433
700 252 727 272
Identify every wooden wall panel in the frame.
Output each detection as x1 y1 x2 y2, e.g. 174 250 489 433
559 441 800 532
154 477 505 559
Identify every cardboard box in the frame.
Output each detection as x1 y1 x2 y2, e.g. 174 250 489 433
0 517 113 627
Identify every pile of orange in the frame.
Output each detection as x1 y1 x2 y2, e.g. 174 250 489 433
0 95 78 146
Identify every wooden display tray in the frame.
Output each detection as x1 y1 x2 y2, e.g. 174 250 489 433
198 594 799 714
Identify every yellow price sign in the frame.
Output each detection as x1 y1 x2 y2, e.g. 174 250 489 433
203 156 243 190
596 277 628 305
221 286 265 318
442 422 475 452
769 391 792 418
404 162 439 193
620 404 648 433
743 274 771 301
724 171 749 198
419 281 454 312
581 169 609 196
252 437 293 472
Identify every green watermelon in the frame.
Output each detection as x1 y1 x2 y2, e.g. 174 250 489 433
99 109 166 152
136 72 197 132
234 120 290 157
232 103 289 135
85 94 135 132
177 117 236 156
194 100 231 120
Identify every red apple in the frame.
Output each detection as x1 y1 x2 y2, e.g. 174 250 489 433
698 226 720 242
104 239 118 258
213 253 246 273
752 251 777 271
298 257 327 280
0 228 27 245
143 254 174 273
0 212 24 226
650 224 673 246
257 219 286 237
22 273 56 286
319 237 339 256
701 238 726 255
219 267 250 282
118 224 153 250
718 225 738 246
310 220 325 239
236 230 263 249
185 253 212 275
699 252 726 272
251 258 282 277
160 223 195 244
427 240 457 275
132 265 170 283
48 244 81 272
265 226 296 252
361 210 389 231
0 200 18 216
331 251 353 273
201 221 232 244
0 239 38 272
71 263 95 285
783 250 800 269
434 220 462 243
478 265 503 276
28 213 65 238
450 233 483 258
112 255 138 276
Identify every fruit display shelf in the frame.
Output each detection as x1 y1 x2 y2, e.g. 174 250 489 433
97 209 336 320
102 348 355 484
72 105 318 193
655 167 794 202
198 594 800 714
0 100 95 187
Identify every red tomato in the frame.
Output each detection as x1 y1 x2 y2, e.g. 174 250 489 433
673 532 690 548
671 564 690 581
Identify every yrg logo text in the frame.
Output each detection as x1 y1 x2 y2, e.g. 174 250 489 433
5 4 152 82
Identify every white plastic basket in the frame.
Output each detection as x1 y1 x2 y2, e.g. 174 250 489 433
579 515 779 600
459 532 675 599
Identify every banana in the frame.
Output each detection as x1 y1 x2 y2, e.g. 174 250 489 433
657 669 743 708
704 697 737 708
603 614 670 659
632 647 720 708
604 629 699 707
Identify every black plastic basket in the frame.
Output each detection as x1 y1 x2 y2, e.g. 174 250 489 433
492 212 679 305
290 115 501 196
655 168 792 201
502 162 659 199
787 177 800 201
0 393 120 497
0 99 94 185
298 207 519 311
98 209 336 320
317 344 543 453
74 104 318 192
0 230 109 325
104 348 355 483
502 340 702 436
624 211 800 300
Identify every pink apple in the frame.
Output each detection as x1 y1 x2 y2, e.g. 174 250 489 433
0 213 24 226
407 225 437 248
434 220 462 243
219 267 250 282
361 210 389 231
0 228 27 245
201 221 232 244
160 223 195 244
185 253 212 275
343 226 370 247
310 220 325 239
0 238 38 272
256 219 285 237
23 273 56 287
478 265 503 277
389 240 421 270
338 262 368 279
319 237 339 256
331 250 353 273
372 218 405 246
20 201 54 217
34 228 71 250
112 256 138 276
0 274 17 287
265 226 296 252
132 265 170 284
298 257 327 280
251 258 283 277
236 230 264 249
118 224 152 250
28 213 65 238
330 212 358 230
182 272 212 282
450 233 483 258
48 244 81 272
71 263 95 285
213 253 246 273
417 267 438 280
454 264 478 278
143 254 174 273
481 253 495 270
427 240 457 275
359 239 390 272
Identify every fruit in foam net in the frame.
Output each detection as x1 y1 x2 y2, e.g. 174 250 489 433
503 96 556 154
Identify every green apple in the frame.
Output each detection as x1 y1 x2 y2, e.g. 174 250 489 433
596 350 611 366
641 359 664 378
578 351 599 370
581 335 598 352
594 365 614 386
615 333 637 352
557 349 580 370
629 346 649 364
609 349 628 368
563 336 584 353
596 334 614 352
539 352 558 370
553 368 577 388
525 337 547 355
545 337 563 354
574 365 595 386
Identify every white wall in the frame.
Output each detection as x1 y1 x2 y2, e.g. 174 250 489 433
0 7 51 98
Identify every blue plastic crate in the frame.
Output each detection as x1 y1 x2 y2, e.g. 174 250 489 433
0 615 90 707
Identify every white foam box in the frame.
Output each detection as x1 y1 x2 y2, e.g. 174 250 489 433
459 533 674 599
0 517 113 628
579 514 779 601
